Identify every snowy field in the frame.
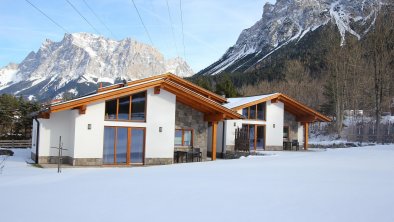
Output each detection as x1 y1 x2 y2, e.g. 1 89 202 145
1 146 394 222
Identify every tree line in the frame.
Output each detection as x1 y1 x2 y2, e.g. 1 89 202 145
0 94 41 140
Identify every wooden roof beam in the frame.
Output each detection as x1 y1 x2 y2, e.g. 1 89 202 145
204 113 226 122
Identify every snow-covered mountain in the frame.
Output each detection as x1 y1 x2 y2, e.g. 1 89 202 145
0 33 194 101
199 0 387 75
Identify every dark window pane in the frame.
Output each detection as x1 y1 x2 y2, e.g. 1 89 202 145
130 129 144 163
249 125 255 151
283 127 289 140
116 128 128 164
118 97 130 120
103 127 115 164
242 108 248 118
105 99 117 120
256 126 265 150
175 130 182 146
131 92 146 120
257 103 265 120
249 105 257 119
184 130 192 146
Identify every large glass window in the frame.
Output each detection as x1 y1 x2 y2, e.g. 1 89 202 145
131 92 146 120
174 129 193 146
104 91 146 121
103 127 115 164
105 100 117 120
130 129 144 163
249 105 257 119
175 130 183 146
243 124 265 151
103 126 145 165
118 97 130 120
242 108 248 118
257 102 266 120
241 102 266 120
116 127 128 164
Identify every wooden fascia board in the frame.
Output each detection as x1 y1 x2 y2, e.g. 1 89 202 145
51 80 163 113
162 81 242 119
167 74 227 103
278 94 331 122
230 94 279 111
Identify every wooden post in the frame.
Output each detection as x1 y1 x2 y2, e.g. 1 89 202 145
304 122 309 150
211 121 218 161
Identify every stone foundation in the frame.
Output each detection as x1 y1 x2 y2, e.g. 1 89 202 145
73 158 102 166
38 156 73 164
265 146 283 151
145 158 173 165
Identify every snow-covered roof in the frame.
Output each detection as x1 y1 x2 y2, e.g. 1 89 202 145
224 93 279 109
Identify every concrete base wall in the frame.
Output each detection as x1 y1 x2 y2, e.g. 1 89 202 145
73 158 102 166
38 156 73 164
145 158 173 165
265 146 283 151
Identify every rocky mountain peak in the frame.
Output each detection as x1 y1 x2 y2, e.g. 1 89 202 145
0 33 194 101
199 0 384 76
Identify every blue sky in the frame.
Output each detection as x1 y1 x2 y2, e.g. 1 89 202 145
0 0 274 72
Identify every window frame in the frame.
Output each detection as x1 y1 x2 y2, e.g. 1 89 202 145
242 124 266 151
103 126 146 165
104 91 147 122
242 102 266 121
174 128 194 147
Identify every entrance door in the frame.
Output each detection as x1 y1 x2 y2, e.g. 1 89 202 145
256 125 265 150
103 126 145 165
243 124 266 151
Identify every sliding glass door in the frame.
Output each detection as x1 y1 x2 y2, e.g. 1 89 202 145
103 126 145 165
243 124 266 151
130 129 144 164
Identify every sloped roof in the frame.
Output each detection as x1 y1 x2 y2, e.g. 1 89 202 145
46 73 242 120
224 93 278 109
225 93 331 122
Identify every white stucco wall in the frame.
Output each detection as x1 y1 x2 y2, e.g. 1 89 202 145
73 102 105 159
265 101 284 147
38 109 76 157
223 100 285 149
222 120 242 148
145 88 176 159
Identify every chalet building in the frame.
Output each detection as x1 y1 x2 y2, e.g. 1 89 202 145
31 73 330 166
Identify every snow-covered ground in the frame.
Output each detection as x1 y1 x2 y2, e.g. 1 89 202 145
1 146 394 222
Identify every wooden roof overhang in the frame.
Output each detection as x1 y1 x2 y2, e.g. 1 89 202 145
161 79 243 121
97 73 227 103
230 93 331 123
42 73 242 121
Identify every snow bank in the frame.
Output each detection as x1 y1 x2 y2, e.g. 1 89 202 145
1 146 394 222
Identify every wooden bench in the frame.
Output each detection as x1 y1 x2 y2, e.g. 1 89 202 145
0 140 32 148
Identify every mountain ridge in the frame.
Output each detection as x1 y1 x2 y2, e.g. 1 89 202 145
0 33 193 101
198 0 385 76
